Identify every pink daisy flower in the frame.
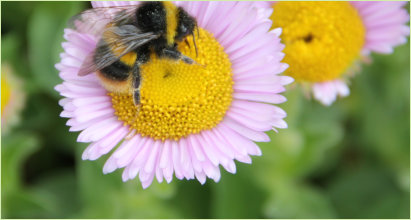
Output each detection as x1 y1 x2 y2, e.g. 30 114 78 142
55 1 291 188
265 1 409 105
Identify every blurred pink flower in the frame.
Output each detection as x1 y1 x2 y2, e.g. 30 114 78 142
266 1 409 105
1 64 26 134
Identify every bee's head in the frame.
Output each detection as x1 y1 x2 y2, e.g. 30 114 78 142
175 7 199 56
175 8 196 42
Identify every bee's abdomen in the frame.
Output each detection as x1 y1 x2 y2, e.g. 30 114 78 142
100 61 131 81
94 41 135 82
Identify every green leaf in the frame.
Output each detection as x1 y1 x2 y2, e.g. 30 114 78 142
75 146 181 218
1 132 40 218
256 98 344 182
211 167 267 218
346 41 410 191
169 181 213 218
328 164 409 218
28 170 80 218
1 133 39 192
263 180 336 218
27 2 84 98
4 170 80 218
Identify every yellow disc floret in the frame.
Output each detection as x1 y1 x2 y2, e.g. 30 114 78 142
110 28 233 141
271 2 365 82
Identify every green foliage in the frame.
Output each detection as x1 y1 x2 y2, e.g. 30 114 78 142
1 2 409 219
328 163 409 218
27 2 83 98
75 148 181 218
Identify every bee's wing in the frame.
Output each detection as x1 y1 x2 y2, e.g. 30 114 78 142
102 25 159 57
68 6 137 38
78 25 159 76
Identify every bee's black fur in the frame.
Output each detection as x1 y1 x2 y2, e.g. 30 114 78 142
92 2 197 106
136 2 166 34
100 60 131 81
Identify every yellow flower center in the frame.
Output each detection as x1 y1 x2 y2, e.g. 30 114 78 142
110 28 233 141
1 71 12 115
270 1 365 82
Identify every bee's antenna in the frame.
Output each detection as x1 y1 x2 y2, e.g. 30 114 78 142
192 32 198 57
184 39 191 49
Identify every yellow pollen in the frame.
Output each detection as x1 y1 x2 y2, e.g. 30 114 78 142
270 1 365 82
1 70 12 115
110 28 233 141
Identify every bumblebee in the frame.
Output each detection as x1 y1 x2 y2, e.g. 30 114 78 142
71 2 198 106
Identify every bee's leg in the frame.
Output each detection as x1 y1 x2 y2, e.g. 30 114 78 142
132 45 150 107
131 63 142 107
133 88 141 106
161 48 198 65
124 62 142 140
132 76 141 107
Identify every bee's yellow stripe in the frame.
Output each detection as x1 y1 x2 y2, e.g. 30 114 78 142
163 2 178 46
120 52 137 67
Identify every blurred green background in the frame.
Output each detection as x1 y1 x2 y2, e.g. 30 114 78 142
1 1 410 218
